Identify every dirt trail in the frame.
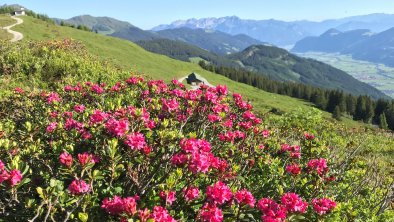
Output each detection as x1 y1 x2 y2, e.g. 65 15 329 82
3 16 24 42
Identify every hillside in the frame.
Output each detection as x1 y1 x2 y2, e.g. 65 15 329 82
55 15 132 35
345 27 394 67
292 29 372 53
227 45 388 99
156 27 262 55
133 37 387 99
10 15 349 119
135 38 234 67
293 26 394 68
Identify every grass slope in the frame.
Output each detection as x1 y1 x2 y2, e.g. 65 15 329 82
0 15 14 40
12 16 363 127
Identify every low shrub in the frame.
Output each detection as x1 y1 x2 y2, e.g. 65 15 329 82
0 77 342 221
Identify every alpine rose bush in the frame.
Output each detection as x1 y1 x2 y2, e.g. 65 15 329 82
0 75 341 221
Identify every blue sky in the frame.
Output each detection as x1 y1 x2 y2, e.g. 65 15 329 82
4 0 394 29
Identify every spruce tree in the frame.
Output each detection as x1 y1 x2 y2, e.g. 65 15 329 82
332 105 342 121
379 113 388 129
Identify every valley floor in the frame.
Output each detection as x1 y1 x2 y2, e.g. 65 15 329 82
297 52 394 98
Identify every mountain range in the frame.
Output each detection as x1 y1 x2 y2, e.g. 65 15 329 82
292 27 394 67
153 14 394 46
57 15 263 55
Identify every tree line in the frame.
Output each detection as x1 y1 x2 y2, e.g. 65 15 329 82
199 61 394 130
59 21 92 32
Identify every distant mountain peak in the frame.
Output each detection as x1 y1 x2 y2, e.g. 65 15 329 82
152 13 394 46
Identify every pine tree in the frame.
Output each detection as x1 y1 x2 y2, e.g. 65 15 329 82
379 113 389 129
354 96 366 121
363 98 374 123
346 95 356 116
332 105 342 121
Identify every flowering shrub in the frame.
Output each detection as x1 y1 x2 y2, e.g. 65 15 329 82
0 75 346 221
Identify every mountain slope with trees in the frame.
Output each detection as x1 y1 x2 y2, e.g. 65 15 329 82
135 38 388 99
292 29 373 53
155 27 263 55
293 27 394 68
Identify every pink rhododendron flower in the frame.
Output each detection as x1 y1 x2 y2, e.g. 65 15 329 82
64 85 73 92
235 189 256 208
64 118 83 131
142 146 152 155
0 169 10 183
215 85 228 96
312 198 336 215
200 203 223 222
0 160 4 170
14 87 24 94
203 91 218 104
188 152 210 173
307 158 329 176
239 121 253 130
171 153 188 166
47 92 61 104
8 169 22 186
68 179 90 195
280 144 301 159
281 193 308 213
159 191 176 205
183 186 200 201
90 110 108 124
46 122 58 133
243 110 256 121
122 196 139 215
105 119 129 137
91 84 105 94
59 152 73 167
78 152 94 166
206 181 232 205
126 76 144 85
257 198 287 222
151 206 176 222
286 163 301 176
74 104 86 113
101 196 124 215
101 195 139 216
138 208 151 222
125 132 146 150
304 132 315 140
162 98 180 112
180 138 211 153
222 119 233 128
50 111 58 118
208 114 221 123
63 111 73 118
262 129 270 138
80 130 92 140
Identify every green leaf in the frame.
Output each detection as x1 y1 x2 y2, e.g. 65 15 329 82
36 187 45 199
16 177 30 189
50 178 57 187
78 212 88 222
